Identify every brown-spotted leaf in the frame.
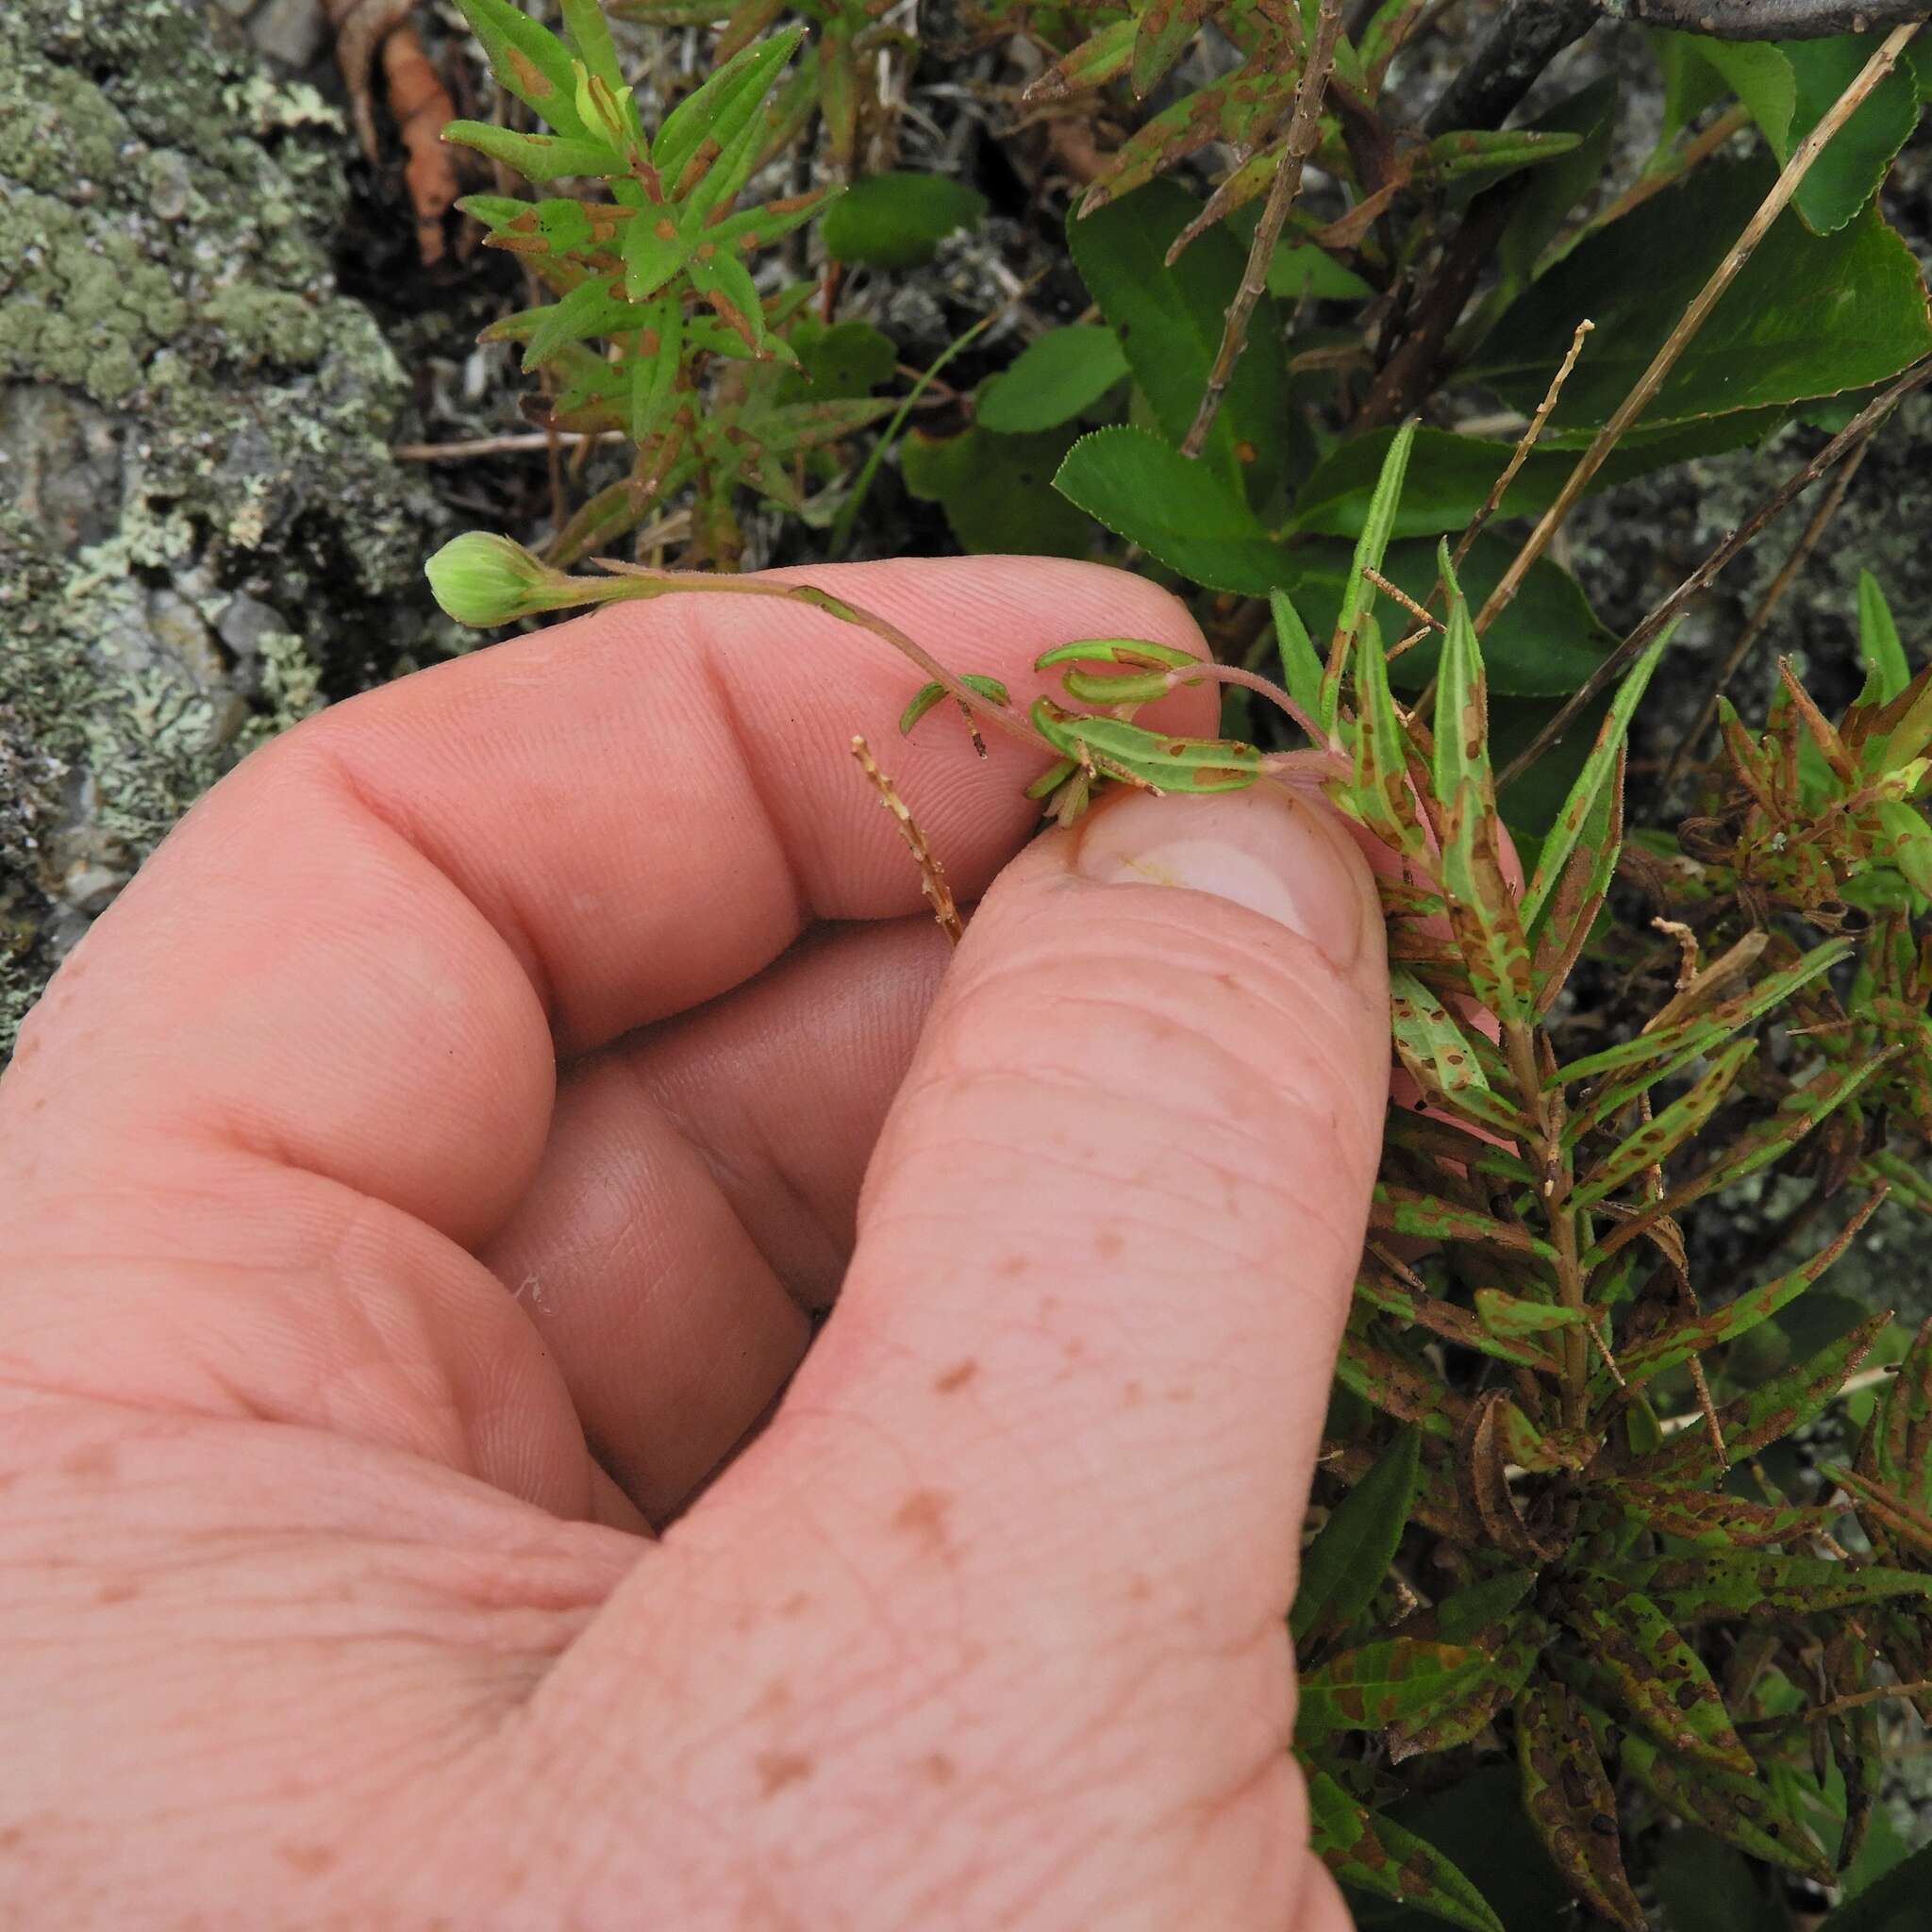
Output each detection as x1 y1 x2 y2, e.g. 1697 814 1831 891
1337 1320 1465 1441
1387 1613 1550 1762
1607 1553 1932 1624
1297 1639 1488 1740
1597 1479 1839 1549
1619 1729 1833 1883
1304 1768 1506 1932
1559 1576 1754 1774
1457 1391 1566 1561
1516 1681 1644 1931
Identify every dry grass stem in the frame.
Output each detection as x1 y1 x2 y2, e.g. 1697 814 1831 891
850 736 963 944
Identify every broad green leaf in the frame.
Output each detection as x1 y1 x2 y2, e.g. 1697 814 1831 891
1264 242 1373 303
902 425 1092 558
1471 158 1932 435
1292 1429 1422 1644
1517 1683 1645 1931
821 170 988 268
1305 1770 1505 1932
1432 1570 1539 1644
452 0 590 137
1816 1840 1932 1931
1651 1829 1771 1932
1284 532 1614 698
1858 570 1911 705
1609 1553 1932 1624
976 325 1129 434
1560 1580 1753 1772
1053 426 1284 593
777 319 895 401
1069 180 1288 507
1621 1730 1834 1883
1297 1640 1486 1739
1520 630 1668 932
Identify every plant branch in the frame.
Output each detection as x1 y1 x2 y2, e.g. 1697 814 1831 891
1476 22 1921 638
1497 353 1932 790
1424 0 1598 137
1609 0 1932 39
1181 0 1343 461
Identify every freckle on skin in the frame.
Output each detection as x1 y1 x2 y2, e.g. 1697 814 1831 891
95 1578 140 1606
276 1844 336 1875
780 1592 811 1618
893 1489 952 1552
995 1255 1028 1278
1126 1575 1153 1602
934 1359 978 1394
1124 1380 1143 1407
59 1442 117 1479
923 1754 956 1786
1168 1385 1195 1404
1095 1230 1124 1260
756 1751 813 1797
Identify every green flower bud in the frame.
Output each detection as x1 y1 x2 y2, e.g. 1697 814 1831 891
425 532 569 626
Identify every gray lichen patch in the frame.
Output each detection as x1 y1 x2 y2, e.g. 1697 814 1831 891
0 0 459 1055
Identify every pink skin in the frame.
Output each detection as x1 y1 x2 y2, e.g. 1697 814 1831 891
0 557 1384 1930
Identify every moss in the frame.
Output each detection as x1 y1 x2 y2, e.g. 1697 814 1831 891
0 0 455 1057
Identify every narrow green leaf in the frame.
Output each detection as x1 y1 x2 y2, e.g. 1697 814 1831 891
1474 1290 1580 1340
443 121 620 180
1272 589 1325 730
452 0 590 136
1430 557 1489 814
654 27 804 186
1305 1770 1506 1932
1387 970 1530 1141
1028 699 1261 792
1292 1429 1422 1644
1337 418 1417 657
1337 1324 1463 1440
1387 1614 1548 1760
1522 628 1670 932
1857 569 1911 706
1517 1682 1645 1931
1572 1037 1757 1209
627 291 683 440
559 0 625 90
1440 779 1534 1027
1599 1479 1837 1548
1351 614 1426 859
1609 1552 1932 1624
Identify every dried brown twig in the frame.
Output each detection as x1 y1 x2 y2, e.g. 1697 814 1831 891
850 738 963 944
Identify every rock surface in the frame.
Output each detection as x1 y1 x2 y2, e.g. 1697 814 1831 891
0 0 454 1052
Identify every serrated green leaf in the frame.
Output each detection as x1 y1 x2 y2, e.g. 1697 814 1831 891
1298 1639 1487 1739
1561 1579 1754 1772
1293 1429 1422 1645
1305 1769 1506 1932
977 325 1129 434
1052 426 1284 594
1493 75 1621 303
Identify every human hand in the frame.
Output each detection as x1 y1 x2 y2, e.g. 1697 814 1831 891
0 558 1387 1929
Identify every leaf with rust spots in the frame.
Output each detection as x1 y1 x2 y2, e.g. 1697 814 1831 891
1355 1265 1558 1374
1573 1037 1757 1210
1387 1613 1550 1761
1389 969 1529 1141
1296 1638 1487 1740
1597 1479 1839 1549
1371 1186 1554 1259
1304 1768 1505 1932
1440 779 1534 1030
1605 1553 1932 1624
1337 1317 1466 1441
1610 1195 1883 1393
1619 1729 1833 1884
1872 1311 1932 1508
1559 1577 1753 1774
1516 1682 1643 1930
1626 1311 1890 1488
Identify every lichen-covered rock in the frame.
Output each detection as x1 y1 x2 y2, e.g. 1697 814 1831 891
0 0 455 1054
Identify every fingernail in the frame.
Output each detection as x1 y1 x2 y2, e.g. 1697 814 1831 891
1074 786 1372 968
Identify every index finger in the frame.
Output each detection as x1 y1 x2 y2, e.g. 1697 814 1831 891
2 557 1213 1250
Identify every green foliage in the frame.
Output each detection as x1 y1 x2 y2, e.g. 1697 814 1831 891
422 5 1932 1924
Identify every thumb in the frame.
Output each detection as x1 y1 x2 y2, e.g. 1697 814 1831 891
555 780 1386 1929
797 780 1389 1633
